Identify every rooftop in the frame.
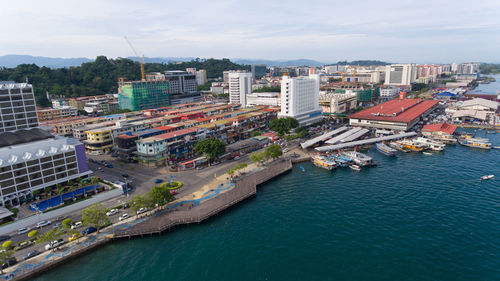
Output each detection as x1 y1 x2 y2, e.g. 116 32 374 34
350 99 439 123
0 128 54 148
422 123 457 135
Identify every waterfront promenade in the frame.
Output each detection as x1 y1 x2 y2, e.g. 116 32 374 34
4 159 292 281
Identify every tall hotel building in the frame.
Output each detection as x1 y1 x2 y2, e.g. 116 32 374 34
278 74 323 126
228 72 252 107
0 81 91 207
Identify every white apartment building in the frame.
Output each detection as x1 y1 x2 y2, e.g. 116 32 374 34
229 72 252 107
384 64 417 86
0 81 39 133
457 63 479 74
246 92 280 107
380 87 402 99
279 74 323 126
196 70 207 85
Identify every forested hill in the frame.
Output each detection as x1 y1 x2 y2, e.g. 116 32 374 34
0 56 249 106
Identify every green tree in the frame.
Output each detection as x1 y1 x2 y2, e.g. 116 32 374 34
61 218 72 229
252 86 281 93
129 195 149 216
36 228 64 251
90 176 99 185
269 117 299 136
265 145 283 160
0 249 14 274
147 185 174 207
81 203 109 233
251 131 262 137
2 241 12 249
194 138 226 161
28 230 39 239
250 152 265 163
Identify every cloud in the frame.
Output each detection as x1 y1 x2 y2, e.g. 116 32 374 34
1 0 499 62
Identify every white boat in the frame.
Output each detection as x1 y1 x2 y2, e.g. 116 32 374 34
422 151 433 155
480 175 494 180
414 137 445 151
350 164 361 171
340 151 374 166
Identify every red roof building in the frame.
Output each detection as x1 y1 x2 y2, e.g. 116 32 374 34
349 99 439 131
421 123 457 135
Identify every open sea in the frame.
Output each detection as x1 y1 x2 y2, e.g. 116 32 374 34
34 132 500 281
35 79 500 281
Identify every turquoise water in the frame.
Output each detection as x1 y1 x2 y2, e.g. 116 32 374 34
34 132 500 281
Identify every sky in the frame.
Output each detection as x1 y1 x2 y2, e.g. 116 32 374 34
1 0 500 63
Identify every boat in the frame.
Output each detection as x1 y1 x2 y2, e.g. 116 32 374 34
414 137 445 151
300 166 305 172
480 175 494 180
340 151 374 166
486 130 496 134
422 151 433 155
400 139 426 152
494 146 500 149
427 134 457 145
457 136 492 149
333 154 354 167
375 142 397 157
349 164 361 171
311 155 337 170
388 141 410 153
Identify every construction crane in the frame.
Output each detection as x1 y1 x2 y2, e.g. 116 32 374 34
124 36 145 81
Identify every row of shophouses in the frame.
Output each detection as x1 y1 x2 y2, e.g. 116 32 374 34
41 103 279 167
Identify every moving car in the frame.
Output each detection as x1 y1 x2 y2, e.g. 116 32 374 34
119 213 129 221
36 220 52 228
18 227 30 235
71 221 83 229
82 226 97 235
106 209 119 216
69 233 81 242
23 250 40 261
45 239 64 251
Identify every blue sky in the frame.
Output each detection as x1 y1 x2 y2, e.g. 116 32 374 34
1 0 500 63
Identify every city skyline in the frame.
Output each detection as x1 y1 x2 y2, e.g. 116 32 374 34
1 0 500 64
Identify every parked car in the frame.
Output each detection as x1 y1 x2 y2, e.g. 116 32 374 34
119 213 129 221
71 221 83 229
36 220 51 228
68 233 81 242
23 250 40 261
82 226 97 235
53 222 62 229
122 203 130 209
2 257 16 269
14 241 33 251
45 239 64 251
106 209 119 216
233 156 240 160
105 163 114 168
196 166 204 170
154 179 163 184
137 207 148 214
17 227 30 235
122 174 129 178
0 236 11 242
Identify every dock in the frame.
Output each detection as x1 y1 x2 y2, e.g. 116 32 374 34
300 126 348 149
315 132 418 152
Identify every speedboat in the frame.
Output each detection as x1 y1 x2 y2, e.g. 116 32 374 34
480 175 494 180
422 151 433 155
349 164 361 171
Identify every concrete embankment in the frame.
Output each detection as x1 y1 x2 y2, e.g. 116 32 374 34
8 159 293 281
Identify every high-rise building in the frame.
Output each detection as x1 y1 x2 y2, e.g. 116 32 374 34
251 64 267 79
196 70 207 85
384 64 417 86
229 72 252 107
278 74 323 125
0 81 39 132
456 63 479 74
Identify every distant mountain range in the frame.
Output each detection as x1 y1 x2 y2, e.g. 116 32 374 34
0 54 389 68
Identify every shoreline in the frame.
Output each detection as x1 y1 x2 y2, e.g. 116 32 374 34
6 159 293 281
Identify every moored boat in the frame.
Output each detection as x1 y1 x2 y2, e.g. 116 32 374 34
400 139 426 152
375 142 397 157
340 151 374 166
388 140 410 152
422 151 433 155
349 164 361 171
414 137 445 151
312 155 337 170
333 154 354 167
457 136 491 150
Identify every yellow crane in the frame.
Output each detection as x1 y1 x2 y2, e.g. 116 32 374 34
124 36 145 81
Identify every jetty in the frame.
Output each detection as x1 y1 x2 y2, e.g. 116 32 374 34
300 126 348 149
315 132 417 152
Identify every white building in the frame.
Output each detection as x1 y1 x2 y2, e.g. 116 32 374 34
228 72 252 107
457 63 479 74
0 81 39 133
384 64 417 86
196 70 207 85
246 92 280 107
324 65 346 74
278 74 323 125
380 87 402 99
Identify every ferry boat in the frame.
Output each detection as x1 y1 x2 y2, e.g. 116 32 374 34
340 151 374 166
375 142 397 157
413 137 445 151
428 135 457 145
312 155 337 170
458 137 492 149
333 154 354 167
400 139 426 152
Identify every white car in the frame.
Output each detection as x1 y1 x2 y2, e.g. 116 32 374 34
136 208 148 214
106 209 119 216
119 213 129 221
36 220 51 228
18 227 30 235
45 239 64 251
71 221 83 229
